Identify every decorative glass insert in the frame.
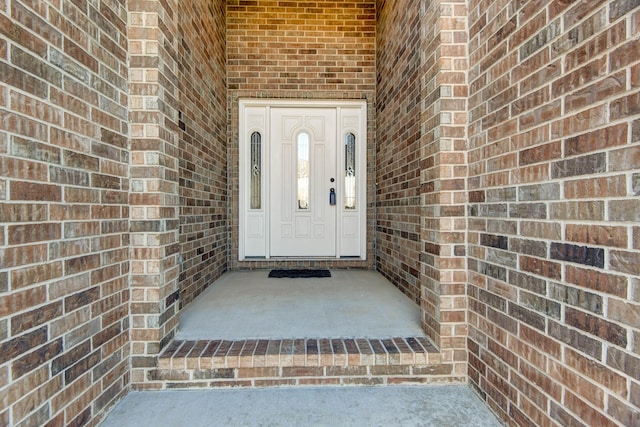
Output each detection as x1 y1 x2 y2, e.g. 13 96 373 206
345 132 356 209
250 131 261 209
297 132 310 210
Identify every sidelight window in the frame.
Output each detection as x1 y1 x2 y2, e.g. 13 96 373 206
250 131 261 209
345 132 356 209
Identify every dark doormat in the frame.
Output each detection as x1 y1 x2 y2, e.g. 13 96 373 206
268 269 331 278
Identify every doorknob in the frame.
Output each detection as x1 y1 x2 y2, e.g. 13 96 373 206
329 188 336 205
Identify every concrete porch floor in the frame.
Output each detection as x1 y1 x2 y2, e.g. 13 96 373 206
100 386 501 427
176 270 425 340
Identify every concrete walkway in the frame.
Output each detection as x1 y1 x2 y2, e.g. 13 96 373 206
100 385 501 427
177 270 424 340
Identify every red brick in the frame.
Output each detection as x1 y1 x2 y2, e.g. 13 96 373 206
519 256 561 280
565 266 627 297
51 374 92 415
611 92 640 120
236 367 279 378
565 123 628 157
0 11 47 53
10 91 63 125
566 307 627 347
50 205 91 221
564 175 627 199
632 62 640 88
0 203 47 223
0 36 6 60
64 187 100 204
565 390 618 427
51 88 90 119
50 128 91 153
0 244 47 268
12 302 63 337
10 262 64 289
2 101 51 139
0 327 48 365
565 224 628 248
510 163 550 184
8 223 61 245
519 141 562 166
610 38 640 71
512 398 546 427
0 157 48 181
552 104 607 138
12 376 62 423
557 308 607 355
63 383 101 423
12 338 63 380
10 181 61 201
0 285 47 317
64 254 101 275
565 347 628 396
566 71 626 112
549 360 605 409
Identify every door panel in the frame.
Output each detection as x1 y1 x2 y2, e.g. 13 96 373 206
270 108 337 256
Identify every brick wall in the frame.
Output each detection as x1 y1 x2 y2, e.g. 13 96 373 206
0 0 130 425
376 0 468 378
2 1 639 425
376 0 423 304
226 0 377 269
177 2 227 308
467 0 640 425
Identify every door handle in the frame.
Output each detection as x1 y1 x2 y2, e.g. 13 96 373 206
329 188 336 205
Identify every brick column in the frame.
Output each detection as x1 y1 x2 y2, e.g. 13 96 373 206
420 0 469 376
127 0 180 387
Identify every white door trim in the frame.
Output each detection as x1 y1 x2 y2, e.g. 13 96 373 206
239 99 367 261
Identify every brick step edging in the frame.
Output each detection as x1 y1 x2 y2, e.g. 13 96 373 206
159 337 441 369
135 337 463 390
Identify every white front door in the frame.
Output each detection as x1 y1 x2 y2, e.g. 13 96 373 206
270 108 337 256
239 99 367 260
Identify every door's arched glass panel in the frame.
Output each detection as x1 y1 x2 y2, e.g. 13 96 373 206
345 132 356 209
297 132 310 210
250 131 261 209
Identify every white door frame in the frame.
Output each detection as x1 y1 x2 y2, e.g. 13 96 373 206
239 99 367 260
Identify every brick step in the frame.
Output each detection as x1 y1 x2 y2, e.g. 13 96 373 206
142 337 453 389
